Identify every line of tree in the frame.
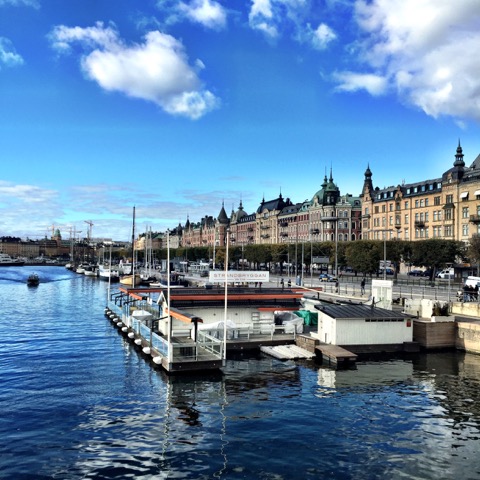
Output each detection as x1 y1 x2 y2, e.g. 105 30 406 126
145 238 469 279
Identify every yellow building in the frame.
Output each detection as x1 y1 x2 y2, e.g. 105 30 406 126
361 142 480 244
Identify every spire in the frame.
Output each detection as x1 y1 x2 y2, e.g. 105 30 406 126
454 139 465 167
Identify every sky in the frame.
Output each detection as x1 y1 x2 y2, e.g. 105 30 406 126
1 0 480 242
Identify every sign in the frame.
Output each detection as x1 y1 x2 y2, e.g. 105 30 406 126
313 256 329 264
209 271 270 283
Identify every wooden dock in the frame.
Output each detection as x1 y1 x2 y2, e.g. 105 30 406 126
260 345 316 360
316 344 357 367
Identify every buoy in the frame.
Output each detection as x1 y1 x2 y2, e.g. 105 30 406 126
142 347 151 355
128 332 135 338
116 322 123 327
121 326 128 332
134 339 142 345
152 356 162 364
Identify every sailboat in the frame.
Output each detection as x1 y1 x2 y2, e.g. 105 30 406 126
120 206 140 286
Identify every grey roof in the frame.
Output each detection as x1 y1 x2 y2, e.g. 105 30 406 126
315 303 410 320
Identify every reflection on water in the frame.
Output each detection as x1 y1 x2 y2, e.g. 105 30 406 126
1 267 480 479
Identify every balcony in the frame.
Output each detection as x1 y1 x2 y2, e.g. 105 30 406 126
280 222 289 227
310 228 319 234
247 227 254 232
260 225 270 230
470 215 480 224
280 232 288 237
260 234 270 239
322 216 338 222
414 220 427 228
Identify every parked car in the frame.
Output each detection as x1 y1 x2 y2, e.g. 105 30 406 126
319 273 337 282
408 269 424 276
437 268 454 279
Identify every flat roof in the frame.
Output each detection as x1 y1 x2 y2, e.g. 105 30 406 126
315 303 411 320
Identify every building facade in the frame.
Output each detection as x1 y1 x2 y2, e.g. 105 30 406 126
361 142 480 244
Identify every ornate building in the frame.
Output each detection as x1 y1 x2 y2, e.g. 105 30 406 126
361 142 480 243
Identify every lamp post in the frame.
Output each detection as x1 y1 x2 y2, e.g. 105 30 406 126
446 262 452 305
223 228 230 365
380 229 393 281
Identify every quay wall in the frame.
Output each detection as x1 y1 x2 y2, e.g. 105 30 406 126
451 302 480 317
456 321 480 354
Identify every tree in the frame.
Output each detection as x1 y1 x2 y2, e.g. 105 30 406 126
345 241 381 276
467 234 480 275
410 239 464 276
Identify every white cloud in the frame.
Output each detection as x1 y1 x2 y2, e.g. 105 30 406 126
178 0 227 29
49 22 219 120
249 0 278 39
0 0 39 7
303 22 337 50
333 71 387 96
0 37 24 68
337 0 480 121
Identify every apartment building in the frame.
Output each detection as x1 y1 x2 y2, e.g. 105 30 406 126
361 142 480 243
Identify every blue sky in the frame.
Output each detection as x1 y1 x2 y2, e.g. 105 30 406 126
1 0 480 241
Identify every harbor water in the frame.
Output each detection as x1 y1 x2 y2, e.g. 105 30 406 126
1 266 480 479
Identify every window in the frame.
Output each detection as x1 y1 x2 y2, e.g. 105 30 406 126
445 225 453 237
445 209 452 221
374 206 379 214
365 207 369 215
389 204 393 212
415 212 419 221
405 214 409 224
382 205 386 213
433 211 438 221
463 207 469 219
420 199 424 207
463 224 469 236
415 200 419 208
446 194 453 204
405 201 409 209
434 196 440 206
425 198 429 207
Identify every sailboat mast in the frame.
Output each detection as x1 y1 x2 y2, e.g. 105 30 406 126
132 206 136 288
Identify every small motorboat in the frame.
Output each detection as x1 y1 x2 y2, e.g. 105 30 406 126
27 273 40 287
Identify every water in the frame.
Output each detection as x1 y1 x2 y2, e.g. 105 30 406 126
1 267 480 479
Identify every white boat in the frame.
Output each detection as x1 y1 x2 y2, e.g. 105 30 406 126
0 253 25 266
98 265 120 282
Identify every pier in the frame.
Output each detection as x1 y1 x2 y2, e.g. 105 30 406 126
316 344 358 367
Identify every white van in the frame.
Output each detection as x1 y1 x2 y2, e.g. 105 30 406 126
465 276 480 288
437 268 454 279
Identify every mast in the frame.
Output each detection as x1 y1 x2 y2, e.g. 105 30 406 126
132 206 136 288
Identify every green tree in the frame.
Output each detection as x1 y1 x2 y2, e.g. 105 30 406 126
411 239 464 276
467 234 480 276
345 241 381 276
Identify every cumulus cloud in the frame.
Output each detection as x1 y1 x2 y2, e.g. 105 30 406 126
178 0 227 29
49 22 219 119
0 37 24 68
249 0 278 39
248 0 338 50
337 0 480 121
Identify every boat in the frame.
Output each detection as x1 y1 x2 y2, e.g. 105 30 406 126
27 273 39 286
98 264 120 282
0 253 25 267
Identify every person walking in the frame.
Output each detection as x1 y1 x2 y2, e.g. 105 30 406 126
361 278 366 296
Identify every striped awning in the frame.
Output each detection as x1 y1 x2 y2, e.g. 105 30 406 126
461 192 469 199
475 190 480 196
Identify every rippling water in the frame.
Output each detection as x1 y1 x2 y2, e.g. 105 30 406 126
1 266 480 479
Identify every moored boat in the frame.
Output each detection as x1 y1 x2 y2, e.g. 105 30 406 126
0 253 25 267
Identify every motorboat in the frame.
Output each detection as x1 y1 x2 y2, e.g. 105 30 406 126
27 273 40 286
